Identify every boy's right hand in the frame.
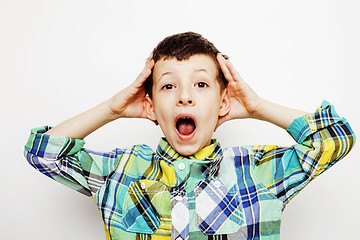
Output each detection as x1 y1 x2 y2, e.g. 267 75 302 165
44 58 155 139
108 58 155 120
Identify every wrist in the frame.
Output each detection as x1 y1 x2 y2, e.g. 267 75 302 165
250 99 308 129
250 98 266 120
103 98 123 121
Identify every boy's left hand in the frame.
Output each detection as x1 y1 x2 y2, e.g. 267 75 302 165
216 53 263 129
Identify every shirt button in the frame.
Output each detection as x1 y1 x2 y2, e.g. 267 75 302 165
140 182 146 190
214 180 221 188
178 163 186 171
175 195 183 201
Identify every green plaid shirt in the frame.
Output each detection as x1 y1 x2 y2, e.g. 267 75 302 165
24 101 355 240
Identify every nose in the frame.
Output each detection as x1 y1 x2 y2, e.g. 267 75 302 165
178 98 193 105
177 88 194 106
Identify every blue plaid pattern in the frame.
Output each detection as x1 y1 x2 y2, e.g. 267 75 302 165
171 190 190 240
24 101 355 239
122 180 164 233
194 179 243 235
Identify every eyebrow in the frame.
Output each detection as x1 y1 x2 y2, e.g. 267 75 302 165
194 68 212 78
195 69 209 73
157 72 173 82
157 68 211 82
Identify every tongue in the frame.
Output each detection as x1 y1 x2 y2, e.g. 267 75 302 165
177 119 195 135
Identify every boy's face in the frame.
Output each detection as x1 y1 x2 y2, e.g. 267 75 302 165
145 54 229 156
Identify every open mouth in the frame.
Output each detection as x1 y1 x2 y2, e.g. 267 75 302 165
176 115 196 137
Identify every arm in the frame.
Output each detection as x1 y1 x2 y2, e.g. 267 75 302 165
216 53 307 130
252 102 355 204
252 100 308 130
45 58 155 139
216 54 356 205
24 58 155 196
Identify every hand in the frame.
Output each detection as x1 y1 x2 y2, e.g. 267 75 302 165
45 58 156 139
108 58 155 120
216 54 263 129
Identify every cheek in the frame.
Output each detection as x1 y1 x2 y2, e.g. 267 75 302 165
199 104 221 126
205 98 223 126
154 104 172 123
202 94 222 112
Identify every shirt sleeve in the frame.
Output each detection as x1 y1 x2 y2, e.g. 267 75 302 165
252 101 356 205
24 126 123 196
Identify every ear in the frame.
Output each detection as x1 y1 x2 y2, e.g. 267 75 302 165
144 96 157 122
219 88 230 117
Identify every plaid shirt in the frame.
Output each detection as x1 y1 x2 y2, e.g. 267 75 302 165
24 101 355 240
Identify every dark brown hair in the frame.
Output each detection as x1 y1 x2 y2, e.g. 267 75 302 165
145 32 228 98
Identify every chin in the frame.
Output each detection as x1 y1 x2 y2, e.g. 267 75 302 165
172 136 213 157
174 146 199 156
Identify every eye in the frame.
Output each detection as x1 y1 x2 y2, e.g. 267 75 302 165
161 84 175 90
195 82 208 88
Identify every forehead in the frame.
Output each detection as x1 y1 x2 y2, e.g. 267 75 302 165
153 54 218 81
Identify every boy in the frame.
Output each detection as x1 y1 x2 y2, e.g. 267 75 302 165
24 32 355 240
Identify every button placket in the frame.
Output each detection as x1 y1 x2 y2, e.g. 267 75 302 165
214 180 221 188
171 160 190 240
175 160 188 180
175 195 183 201
171 190 189 240
178 162 186 171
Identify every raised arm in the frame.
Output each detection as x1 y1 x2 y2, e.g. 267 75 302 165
45 58 155 139
24 58 155 196
216 53 355 205
216 53 307 129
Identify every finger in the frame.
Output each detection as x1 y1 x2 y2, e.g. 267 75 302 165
142 58 155 77
217 53 235 83
133 59 155 87
147 52 153 61
224 59 245 84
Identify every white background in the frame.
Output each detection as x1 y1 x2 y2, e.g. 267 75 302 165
1 1 359 239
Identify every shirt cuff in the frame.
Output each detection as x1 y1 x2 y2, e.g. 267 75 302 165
24 126 85 159
286 100 345 143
